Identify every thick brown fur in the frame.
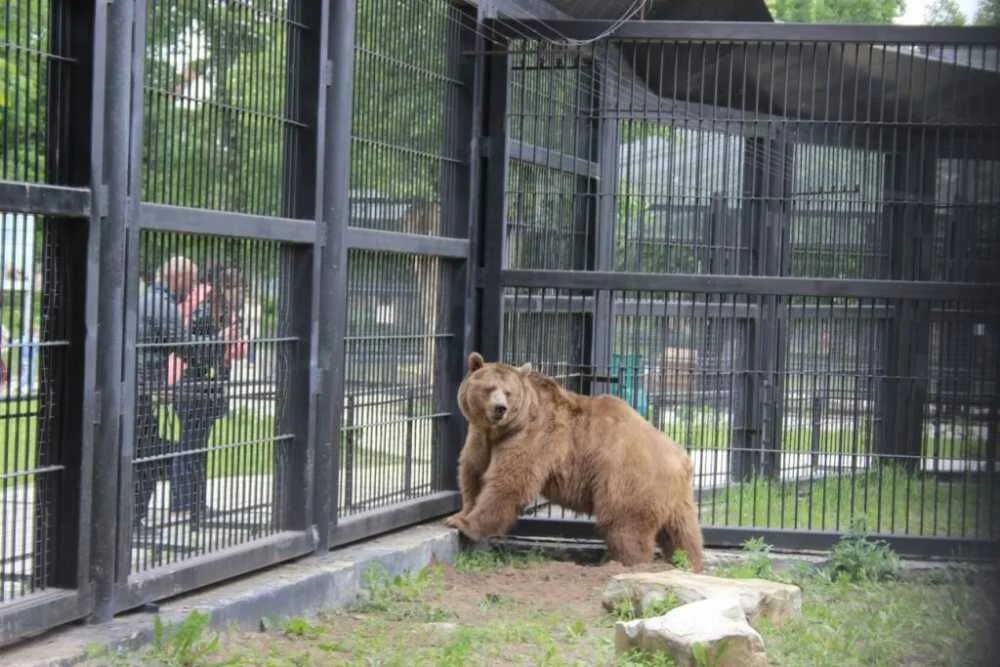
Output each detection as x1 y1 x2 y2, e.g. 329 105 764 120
447 352 704 571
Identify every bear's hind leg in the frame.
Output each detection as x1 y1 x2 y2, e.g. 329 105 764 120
664 506 704 573
602 523 656 566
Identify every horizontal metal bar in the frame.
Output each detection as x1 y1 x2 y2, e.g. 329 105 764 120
490 19 1000 46
509 140 599 179
118 531 315 613
346 227 470 259
500 270 1000 301
506 518 997 560
138 203 318 244
328 491 461 549
0 180 91 217
0 588 92 648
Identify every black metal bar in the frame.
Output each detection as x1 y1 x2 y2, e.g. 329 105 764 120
116 532 315 614
88 0 133 625
487 19 1000 46
509 139 599 179
138 203 318 244
499 270 999 301
320 0 357 534
506 518 997 560
477 35 511 362
345 227 470 258
327 492 461 549
0 181 91 217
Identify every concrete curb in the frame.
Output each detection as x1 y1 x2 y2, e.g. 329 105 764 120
3 523 460 667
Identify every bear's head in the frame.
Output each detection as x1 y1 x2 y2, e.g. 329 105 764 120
457 352 533 430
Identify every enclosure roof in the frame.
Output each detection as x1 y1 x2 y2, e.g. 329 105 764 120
545 0 772 22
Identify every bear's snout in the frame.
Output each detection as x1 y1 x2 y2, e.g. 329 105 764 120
493 404 507 419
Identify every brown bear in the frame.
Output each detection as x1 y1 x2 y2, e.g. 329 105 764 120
446 352 704 571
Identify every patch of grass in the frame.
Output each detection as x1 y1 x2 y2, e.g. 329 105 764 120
761 577 991 666
617 648 678 666
350 563 451 622
148 611 220 667
453 546 549 572
699 463 997 539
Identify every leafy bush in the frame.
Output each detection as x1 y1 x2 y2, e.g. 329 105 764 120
826 517 900 583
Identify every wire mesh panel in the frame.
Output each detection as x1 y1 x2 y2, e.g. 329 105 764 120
340 250 451 516
129 231 296 574
0 214 76 600
349 0 465 235
141 0 308 217
490 24 1000 552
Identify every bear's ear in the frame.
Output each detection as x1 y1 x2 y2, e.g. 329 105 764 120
517 362 533 374
468 352 485 372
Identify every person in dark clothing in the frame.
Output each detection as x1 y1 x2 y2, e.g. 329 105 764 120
133 256 200 533
169 265 245 527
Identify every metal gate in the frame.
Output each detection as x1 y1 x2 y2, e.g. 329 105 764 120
478 19 1000 559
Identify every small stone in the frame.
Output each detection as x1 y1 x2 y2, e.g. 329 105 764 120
424 621 459 635
614 594 767 667
603 570 801 628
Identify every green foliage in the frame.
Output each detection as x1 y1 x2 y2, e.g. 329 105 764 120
148 611 220 667
279 616 321 640
974 0 1000 24
716 537 776 579
768 0 905 23
644 592 682 617
453 546 548 572
926 0 968 24
611 598 639 621
826 517 901 582
1 1 50 181
617 649 678 667
670 548 692 571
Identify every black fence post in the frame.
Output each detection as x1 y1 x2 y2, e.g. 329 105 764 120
431 2 478 494
592 47 619 398
317 0 357 539
273 0 324 539
478 34 511 364
877 144 936 472
89 0 135 624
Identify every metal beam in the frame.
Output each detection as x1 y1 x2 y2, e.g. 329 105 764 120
117 532 315 613
138 203 318 244
509 140 599 179
328 492 461 548
500 269 999 301
0 181 91 217
489 19 1000 46
507 518 998 560
345 227 471 258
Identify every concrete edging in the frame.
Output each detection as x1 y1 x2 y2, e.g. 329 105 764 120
3 523 460 667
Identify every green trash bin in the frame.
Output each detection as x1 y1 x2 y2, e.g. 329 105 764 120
610 353 649 417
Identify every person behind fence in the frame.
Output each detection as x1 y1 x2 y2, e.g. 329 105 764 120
133 256 200 534
169 264 246 527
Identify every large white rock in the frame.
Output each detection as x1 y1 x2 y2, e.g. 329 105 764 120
615 594 768 667
603 570 802 628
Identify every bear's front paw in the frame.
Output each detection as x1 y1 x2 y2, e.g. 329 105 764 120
450 515 483 541
444 512 466 529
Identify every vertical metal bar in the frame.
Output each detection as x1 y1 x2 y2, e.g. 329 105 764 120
430 2 477 494
478 34 511 363
276 0 323 537
591 52 617 396
89 0 134 624
317 0 356 538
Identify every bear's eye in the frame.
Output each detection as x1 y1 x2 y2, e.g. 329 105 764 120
503 390 511 398
485 385 498 393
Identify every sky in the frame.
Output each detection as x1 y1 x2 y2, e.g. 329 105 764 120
896 0 983 24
